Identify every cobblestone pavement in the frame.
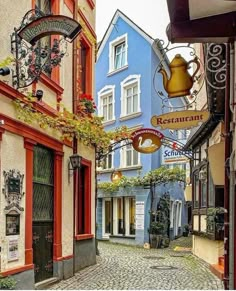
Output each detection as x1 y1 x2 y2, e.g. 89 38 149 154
49 237 224 290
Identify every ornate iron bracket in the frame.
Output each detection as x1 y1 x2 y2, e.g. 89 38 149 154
10 9 70 88
153 39 205 111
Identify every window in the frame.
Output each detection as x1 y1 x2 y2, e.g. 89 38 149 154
97 85 115 122
114 42 126 70
35 0 52 77
77 34 92 104
126 197 135 235
120 75 141 117
109 34 128 73
102 94 113 121
121 142 139 168
201 166 207 207
110 197 136 237
104 199 112 234
117 198 124 234
102 152 113 170
77 161 92 237
208 171 215 207
193 172 199 208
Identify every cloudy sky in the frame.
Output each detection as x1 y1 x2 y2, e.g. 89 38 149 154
95 0 170 42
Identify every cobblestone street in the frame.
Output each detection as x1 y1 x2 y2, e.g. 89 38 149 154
49 237 224 290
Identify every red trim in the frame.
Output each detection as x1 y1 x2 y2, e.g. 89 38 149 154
76 158 92 235
53 151 63 260
63 254 74 260
1 113 64 151
0 264 34 277
86 0 95 10
64 0 74 13
24 138 37 265
53 257 63 262
0 81 59 117
78 8 96 39
39 74 64 95
0 127 5 141
79 32 93 96
75 234 94 240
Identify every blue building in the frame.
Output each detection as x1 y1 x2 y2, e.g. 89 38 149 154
95 10 189 246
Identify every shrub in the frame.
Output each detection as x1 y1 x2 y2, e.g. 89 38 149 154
0 275 17 290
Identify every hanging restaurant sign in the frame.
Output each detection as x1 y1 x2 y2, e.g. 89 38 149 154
151 110 210 130
18 15 82 45
131 128 164 154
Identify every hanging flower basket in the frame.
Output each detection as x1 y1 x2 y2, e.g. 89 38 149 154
77 93 97 116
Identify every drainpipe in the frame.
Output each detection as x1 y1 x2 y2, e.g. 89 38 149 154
224 42 231 290
72 0 78 275
229 42 235 290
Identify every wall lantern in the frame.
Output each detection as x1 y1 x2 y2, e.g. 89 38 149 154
68 154 82 183
0 67 10 76
111 171 122 183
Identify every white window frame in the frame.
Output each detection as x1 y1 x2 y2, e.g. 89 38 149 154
102 151 114 170
120 75 141 118
120 140 140 168
109 34 128 73
97 85 115 123
170 200 174 228
125 197 136 236
102 198 112 238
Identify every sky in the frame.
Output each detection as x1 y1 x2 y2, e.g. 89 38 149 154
95 0 170 43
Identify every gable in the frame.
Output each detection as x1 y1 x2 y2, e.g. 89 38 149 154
97 10 154 61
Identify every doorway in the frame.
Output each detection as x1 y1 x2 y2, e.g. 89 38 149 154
32 145 54 283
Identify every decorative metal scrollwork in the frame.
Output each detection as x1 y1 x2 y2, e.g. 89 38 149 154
204 43 227 90
11 9 68 88
2 169 25 211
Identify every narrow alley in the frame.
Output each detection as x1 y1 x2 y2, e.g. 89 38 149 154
49 237 224 290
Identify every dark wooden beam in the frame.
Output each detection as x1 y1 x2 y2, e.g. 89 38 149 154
166 11 236 43
166 0 189 22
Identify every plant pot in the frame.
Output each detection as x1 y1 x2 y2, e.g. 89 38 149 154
183 231 189 237
150 234 162 248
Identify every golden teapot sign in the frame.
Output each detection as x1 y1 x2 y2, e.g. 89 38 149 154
131 128 164 154
159 54 200 98
151 110 210 130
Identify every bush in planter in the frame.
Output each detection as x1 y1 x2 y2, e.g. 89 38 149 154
149 221 165 235
0 275 16 290
149 221 165 248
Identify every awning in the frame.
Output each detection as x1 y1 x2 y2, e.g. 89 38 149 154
166 0 236 43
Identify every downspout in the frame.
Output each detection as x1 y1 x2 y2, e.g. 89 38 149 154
229 41 235 290
224 43 231 290
72 0 78 275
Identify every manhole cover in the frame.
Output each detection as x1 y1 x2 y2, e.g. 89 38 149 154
143 256 165 260
150 265 177 270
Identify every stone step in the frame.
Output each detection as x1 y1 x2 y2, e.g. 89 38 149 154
218 256 224 267
210 263 224 281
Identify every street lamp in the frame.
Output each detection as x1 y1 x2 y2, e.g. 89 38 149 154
68 154 82 183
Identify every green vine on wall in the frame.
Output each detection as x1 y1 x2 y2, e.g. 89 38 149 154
13 98 131 155
98 166 185 193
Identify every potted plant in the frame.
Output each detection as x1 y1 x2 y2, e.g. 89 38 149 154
183 224 189 237
149 221 165 248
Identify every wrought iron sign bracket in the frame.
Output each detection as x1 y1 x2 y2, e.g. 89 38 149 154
10 8 82 89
